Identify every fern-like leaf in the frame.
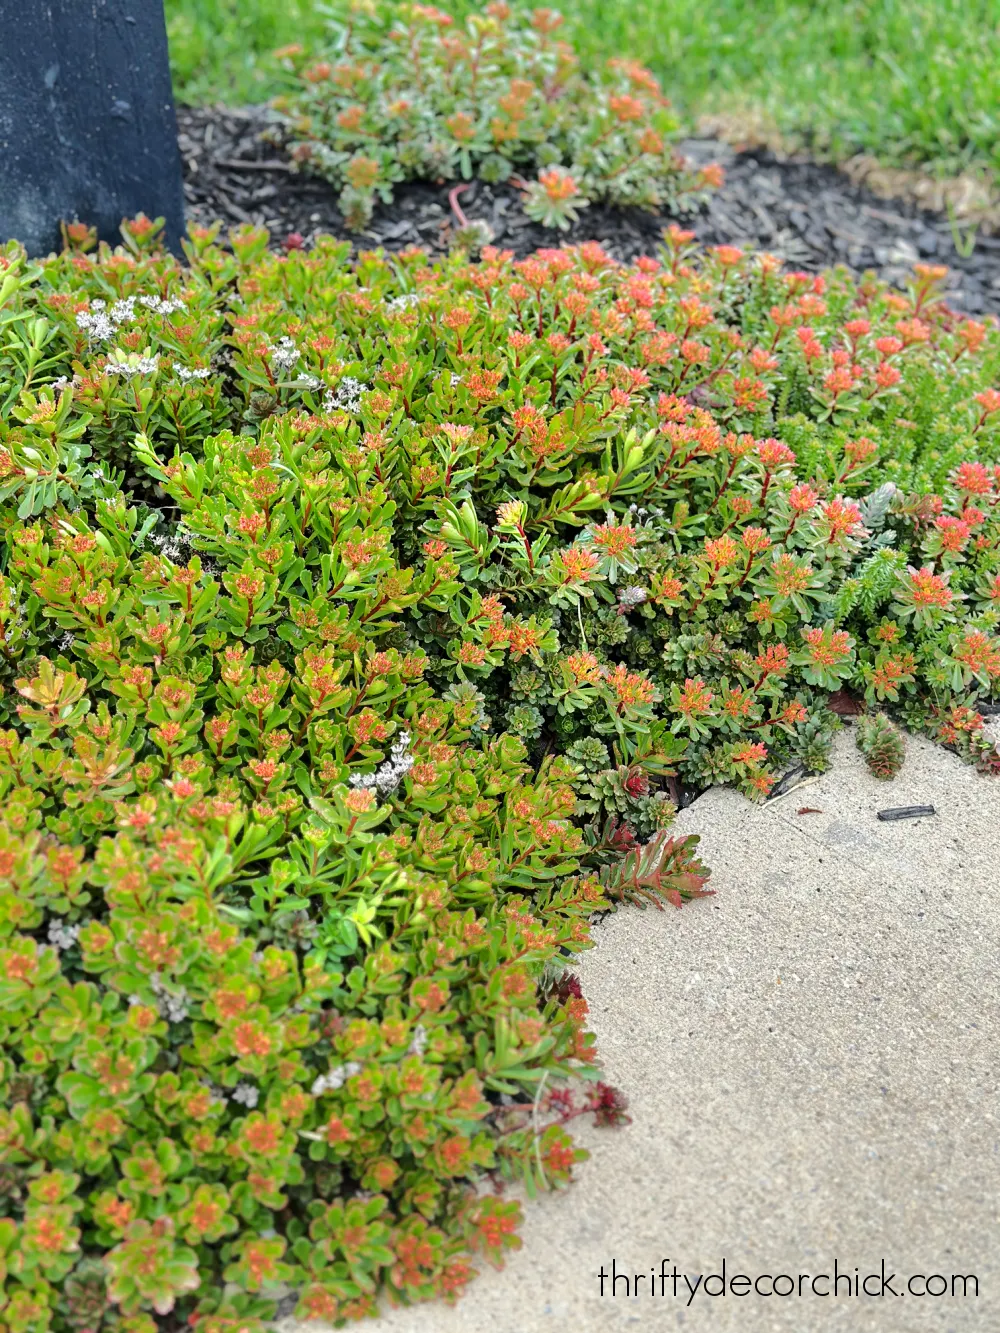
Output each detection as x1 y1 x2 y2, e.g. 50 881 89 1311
600 830 712 910
858 482 898 532
852 547 906 619
832 576 860 622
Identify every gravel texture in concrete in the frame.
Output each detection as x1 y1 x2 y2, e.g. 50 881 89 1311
282 730 999 1333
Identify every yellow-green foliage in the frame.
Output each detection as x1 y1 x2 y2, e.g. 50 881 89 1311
1 213 999 1330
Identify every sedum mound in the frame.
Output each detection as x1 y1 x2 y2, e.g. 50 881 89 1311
1 214 1000 1332
272 1 719 231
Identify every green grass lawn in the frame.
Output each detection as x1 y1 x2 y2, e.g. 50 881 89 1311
165 0 1000 179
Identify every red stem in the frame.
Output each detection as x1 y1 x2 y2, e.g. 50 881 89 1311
449 183 473 230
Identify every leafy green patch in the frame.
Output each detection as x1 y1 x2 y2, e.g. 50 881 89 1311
0 213 999 1330
272 2 715 231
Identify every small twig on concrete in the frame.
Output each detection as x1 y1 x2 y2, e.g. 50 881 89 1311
876 805 936 822
764 775 822 808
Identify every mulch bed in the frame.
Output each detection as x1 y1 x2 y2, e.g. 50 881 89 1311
178 104 1000 314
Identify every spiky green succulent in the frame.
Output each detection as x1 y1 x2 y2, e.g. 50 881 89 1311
61 1259 110 1332
856 712 906 779
584 765 676 839
794 711 838 773
504 702 544 741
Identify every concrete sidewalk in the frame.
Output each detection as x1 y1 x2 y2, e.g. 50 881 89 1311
285 730 1000 1333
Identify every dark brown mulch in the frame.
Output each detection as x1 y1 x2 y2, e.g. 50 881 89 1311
178 104 1000 314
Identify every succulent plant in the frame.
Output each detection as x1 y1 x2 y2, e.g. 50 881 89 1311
61 1259 110 1333
584 764 676 838
504 701 544 740
0 198 998 1331
856 712 906 779
794 711 837 773
565 736 611 773
276 4 715 232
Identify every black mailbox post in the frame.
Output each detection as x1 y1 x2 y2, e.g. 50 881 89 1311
0 0 186 256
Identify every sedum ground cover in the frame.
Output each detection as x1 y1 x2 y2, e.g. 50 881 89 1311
270 2 718 232
166 0 1000 181
0 211 999 1333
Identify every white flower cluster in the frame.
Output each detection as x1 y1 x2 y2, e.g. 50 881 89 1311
74 308 112 340
269 335 301 376
150 972 190 1023
105 353 160 378
144 524 193 566
311 1062 362 1096
176 365 212 382
349 731 413 796
76 296 134 341
128 975 189 1023
407 1024 428 1057
138 294 186 315
323 376 368 414
231 1081 260 1108
0 596 27 640
385 292 420 313
618 585 649 608
200 1082 229 1109
47 919 80 951
627 502 665 519
76 293 186 344
159 994 190 1024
